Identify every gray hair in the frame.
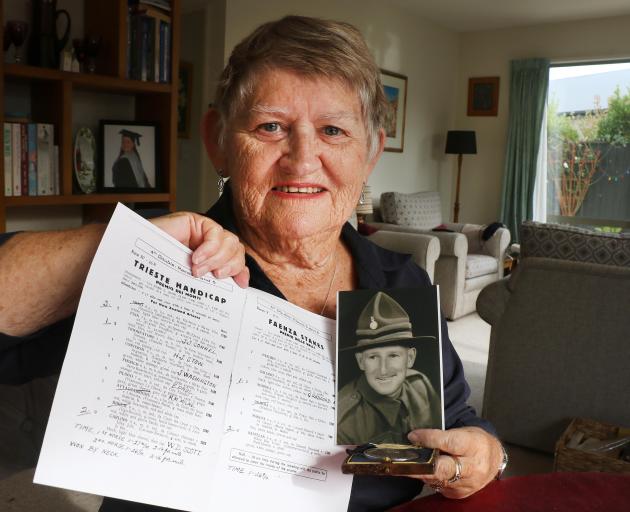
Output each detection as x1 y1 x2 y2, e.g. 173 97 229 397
214 15 387 158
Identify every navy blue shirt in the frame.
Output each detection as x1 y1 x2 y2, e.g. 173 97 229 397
0 187 494 512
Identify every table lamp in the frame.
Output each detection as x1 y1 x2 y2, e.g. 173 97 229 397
445 130 477 223
355 185 373 224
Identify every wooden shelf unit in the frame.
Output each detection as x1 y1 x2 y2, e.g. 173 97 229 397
4 193 171 206
0 0 180 232
4 63 173 94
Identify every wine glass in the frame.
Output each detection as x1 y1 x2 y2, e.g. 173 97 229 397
6 20 28 63
84 35 102 73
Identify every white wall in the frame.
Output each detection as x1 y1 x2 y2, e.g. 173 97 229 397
177 0 226 212
224 0 460 217
199 0 226 210
457 15 630 224
177 10 206 211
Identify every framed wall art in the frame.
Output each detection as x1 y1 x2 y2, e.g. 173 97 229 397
99 120 159 192
467 76 500 116
381 69 408 152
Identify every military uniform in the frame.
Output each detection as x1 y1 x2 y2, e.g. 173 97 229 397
337 369 441 445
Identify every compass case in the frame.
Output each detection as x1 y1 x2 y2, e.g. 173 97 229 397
341 443 437 476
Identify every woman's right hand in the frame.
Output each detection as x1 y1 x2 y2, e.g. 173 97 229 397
150 212 250 288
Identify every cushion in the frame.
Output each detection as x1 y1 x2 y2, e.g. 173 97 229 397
465 254 498 279
520 221 630 267
380 191 442 229
432 224 454 233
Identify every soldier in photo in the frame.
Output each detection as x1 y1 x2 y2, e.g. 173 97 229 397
338 291 441 445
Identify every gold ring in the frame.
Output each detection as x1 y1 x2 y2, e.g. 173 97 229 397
447 455 463 484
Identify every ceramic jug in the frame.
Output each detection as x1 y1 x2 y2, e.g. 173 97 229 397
27 0 71 68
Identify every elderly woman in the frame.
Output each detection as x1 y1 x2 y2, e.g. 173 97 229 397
0 16 504 512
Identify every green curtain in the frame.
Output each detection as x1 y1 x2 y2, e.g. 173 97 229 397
500 58 550 243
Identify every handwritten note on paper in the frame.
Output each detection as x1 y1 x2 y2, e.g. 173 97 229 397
34 204 247 511
209 289 352 511
34 204 353 512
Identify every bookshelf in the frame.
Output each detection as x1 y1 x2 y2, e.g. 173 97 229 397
0 0 180 232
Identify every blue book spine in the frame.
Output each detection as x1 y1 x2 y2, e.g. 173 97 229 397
131 14 143 80
159 21 166 82
141 16 150 81
164 21 171 83
127 5 132 78
146 17 155 82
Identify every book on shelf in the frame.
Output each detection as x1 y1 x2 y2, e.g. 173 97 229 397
53 144 59 195
3 122 58 197
138 15 150 81
3 123 12 196
34 204 350 512
128 1 171 83
162 20 171 83
20 124 28 197
146 16 156 82
127 4 132 80
37 124 54 196
11 123 21 196
28 123 38 196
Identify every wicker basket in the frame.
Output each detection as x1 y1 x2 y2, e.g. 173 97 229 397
554 417 630 473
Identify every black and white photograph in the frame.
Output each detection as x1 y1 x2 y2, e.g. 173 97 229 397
99 121 159 192
336 287 443 446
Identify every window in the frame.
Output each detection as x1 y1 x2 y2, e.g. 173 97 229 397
545 61 630 231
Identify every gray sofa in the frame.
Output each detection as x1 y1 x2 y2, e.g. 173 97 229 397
477 221 630 453
371 191 510 319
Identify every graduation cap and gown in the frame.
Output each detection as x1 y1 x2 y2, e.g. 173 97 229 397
112 129 151 188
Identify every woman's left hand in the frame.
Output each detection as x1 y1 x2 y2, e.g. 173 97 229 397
407 427 503 499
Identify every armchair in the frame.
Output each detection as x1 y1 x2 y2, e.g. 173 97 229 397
477 221 630 453
349 212 440 282
368 230 440 283
370 191 510 319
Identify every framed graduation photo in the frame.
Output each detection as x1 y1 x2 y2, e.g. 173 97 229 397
99 121 159 192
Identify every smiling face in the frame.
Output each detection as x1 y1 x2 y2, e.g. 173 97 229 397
121 136 135 153
206 68 384 244
355 345 417 399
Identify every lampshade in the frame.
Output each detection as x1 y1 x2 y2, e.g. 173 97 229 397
356 185 373 215
445 130 477 155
